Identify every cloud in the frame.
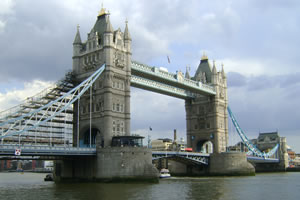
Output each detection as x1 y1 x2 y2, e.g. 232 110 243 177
131 87 186 131
228 72 300 136
0 0 15 33
0 0 15 15
0 80 53 112
227 72 247 87
0 20 5 32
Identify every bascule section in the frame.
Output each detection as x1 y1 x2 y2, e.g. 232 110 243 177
185 55 228 153
71 8 131 148
0 72 75 147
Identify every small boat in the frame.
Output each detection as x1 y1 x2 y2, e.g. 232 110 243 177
44 173 54 181
159 168 171 178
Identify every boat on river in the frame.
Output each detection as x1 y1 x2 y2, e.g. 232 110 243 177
159 168 171 178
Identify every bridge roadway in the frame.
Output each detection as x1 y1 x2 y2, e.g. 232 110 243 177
0 145 95 160
0 145 279 164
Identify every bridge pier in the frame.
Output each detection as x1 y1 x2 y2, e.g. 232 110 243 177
153 158 209 176
54 147 158 182
209 152 255 176
250 137 289 172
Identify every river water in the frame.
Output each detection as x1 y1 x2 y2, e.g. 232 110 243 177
0 172 299 200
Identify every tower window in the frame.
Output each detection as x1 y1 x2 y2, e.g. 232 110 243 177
206 123 210 129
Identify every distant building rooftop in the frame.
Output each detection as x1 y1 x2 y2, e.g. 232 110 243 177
257 131 280 143
157 138 173 143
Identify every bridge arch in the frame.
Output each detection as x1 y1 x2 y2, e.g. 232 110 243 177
80 126 103 147
196 140 213 153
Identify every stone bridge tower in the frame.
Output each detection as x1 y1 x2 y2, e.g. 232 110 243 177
72 8 131 147
185 55 228 153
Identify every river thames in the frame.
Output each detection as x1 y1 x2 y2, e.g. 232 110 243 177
0 172 299 200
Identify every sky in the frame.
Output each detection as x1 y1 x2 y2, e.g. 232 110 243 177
0 0 299 152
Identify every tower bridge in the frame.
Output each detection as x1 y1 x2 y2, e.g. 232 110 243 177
0 8 288 180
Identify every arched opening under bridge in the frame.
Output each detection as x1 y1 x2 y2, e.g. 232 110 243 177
82 128 102 147
196 140 213 153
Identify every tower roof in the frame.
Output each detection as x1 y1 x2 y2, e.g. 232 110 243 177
194 56 212 83
73 25 82 44
91 8 113 36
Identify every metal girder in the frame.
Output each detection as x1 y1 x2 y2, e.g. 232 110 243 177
152 151 209 165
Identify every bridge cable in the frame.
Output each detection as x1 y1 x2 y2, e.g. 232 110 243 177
227 106 279 158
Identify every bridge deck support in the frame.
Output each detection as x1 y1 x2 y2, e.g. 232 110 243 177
54 147 159 182
209 152 255 176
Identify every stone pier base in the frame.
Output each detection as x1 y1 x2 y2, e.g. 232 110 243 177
209 152 255 176
54 147 159 182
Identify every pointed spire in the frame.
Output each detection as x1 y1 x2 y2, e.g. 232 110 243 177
221 63 226 78
124 19 131 41
212 60 217 74
201 51 208 60
73 24 82 44
185 65 190 79
104 14 113 33
98 3 107 17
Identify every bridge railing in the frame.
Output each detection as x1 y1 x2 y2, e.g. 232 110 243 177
0 144 96 156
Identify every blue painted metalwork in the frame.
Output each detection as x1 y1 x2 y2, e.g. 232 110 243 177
0 65 105 139
247 156 279 163
227 106 279 158
0 144 96 156
152 151 209 165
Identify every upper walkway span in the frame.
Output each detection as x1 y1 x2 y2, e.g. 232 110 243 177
131 61 216 99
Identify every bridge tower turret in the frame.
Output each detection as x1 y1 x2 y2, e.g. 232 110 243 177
72 25 82 74
185 55 228 153
123 20 132 135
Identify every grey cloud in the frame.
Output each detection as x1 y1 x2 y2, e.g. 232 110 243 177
228 72 300 137
227 72 247 87
131 88 186 131
0 1 77 82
